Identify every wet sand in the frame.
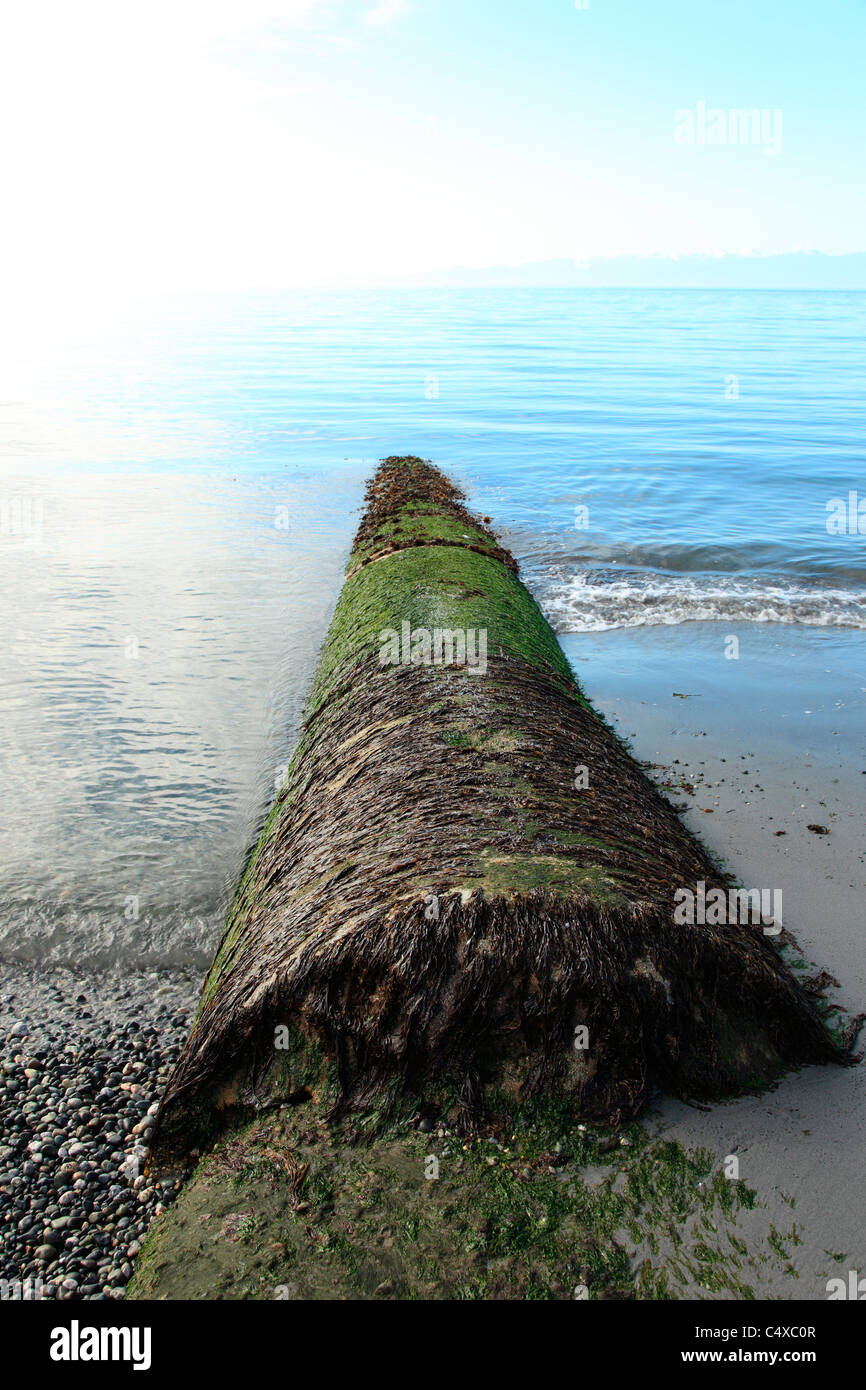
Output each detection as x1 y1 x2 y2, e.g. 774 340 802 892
564 621 866 1300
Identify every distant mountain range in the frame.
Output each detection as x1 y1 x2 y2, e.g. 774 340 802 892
391 252 866 289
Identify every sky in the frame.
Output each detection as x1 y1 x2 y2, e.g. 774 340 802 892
1 0 865 310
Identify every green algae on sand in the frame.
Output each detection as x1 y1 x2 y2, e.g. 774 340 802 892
128 1100 796 1302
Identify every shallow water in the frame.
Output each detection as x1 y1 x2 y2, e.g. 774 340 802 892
1 289 863 966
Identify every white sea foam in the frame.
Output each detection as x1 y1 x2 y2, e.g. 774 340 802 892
542 571 866 633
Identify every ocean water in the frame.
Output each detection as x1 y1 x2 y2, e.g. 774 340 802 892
1 288 864 968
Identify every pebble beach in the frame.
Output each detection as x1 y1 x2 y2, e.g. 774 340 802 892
0 968 196 1299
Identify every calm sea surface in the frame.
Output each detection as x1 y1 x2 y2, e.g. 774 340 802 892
1 289 864 966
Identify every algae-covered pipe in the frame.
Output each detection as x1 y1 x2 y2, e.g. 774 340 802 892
149 456 851 1173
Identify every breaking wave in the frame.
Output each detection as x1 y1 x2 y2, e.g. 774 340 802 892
542 569 866 633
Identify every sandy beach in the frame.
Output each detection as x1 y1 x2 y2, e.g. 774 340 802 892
566 620 866 1299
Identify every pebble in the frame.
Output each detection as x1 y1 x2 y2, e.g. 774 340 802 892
0 965 196 1300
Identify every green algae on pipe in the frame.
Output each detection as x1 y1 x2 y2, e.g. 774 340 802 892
148 456 855 1173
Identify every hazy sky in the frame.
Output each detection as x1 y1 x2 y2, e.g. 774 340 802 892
2 0 864 308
